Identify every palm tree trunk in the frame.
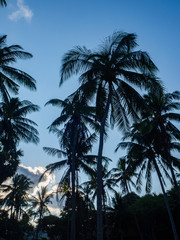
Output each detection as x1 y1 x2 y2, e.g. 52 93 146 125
67 200 70 240
153 158 179 240
71 130 78 240
36 209 42 240
97 89 112 240
126 189 144 240
168 159 180 203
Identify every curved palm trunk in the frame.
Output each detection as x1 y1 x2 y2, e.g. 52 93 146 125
153 158 179 240
97 90 111 240
71 130 78 240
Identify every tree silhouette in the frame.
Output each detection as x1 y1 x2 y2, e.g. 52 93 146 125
0 174 32 220
0 0 7 7
0 97 39 184
60 31 160 240
0 35 36 101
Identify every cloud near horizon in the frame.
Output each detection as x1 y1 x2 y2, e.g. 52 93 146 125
8 0 33 22
18 164 56 193
1 165 62 217
18 165 61 215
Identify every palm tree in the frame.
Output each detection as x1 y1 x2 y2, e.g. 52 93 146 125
30 186 53 240
112 157 138 194
60 31 160 240
78 184 95 212
0 146 22 186
82 166 117 213
0 35 36 101
107 192 126 240
116 125 179 240
0 97 39 184
0 173 32 220
141 90 180 203
0 0 6 7
45 92 99 240
111 158 143 239
0 97 39 144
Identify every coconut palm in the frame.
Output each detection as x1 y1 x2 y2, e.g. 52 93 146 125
0 174 32 220
0 97 39 145
30 186 53 222
60 31 160 240
30 186 53 240
0 97 39 184
82 165 117 213
0 0 6 7
0 145 22 185
112 157 138 194
141 90 180 202
45 92 99 240
111 158 144 239
116 125 179 240
0 35 36 101
107 192 126 240
78 184 95 212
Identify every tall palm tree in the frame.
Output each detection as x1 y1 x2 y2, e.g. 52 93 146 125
116 125 179 240
30 186 53 240
45 92 99 240
0 0 6 7
0 97 39 184
60 31 160 240
0 173 32 220
141 90 180 202
0 35 36 101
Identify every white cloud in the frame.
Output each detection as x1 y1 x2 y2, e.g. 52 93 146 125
18 165 60 216
0 165 61 218
48 206 61 216
8 0 33 22
18 164 56 193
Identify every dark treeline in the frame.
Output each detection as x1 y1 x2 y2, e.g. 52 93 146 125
0 187 180 240
0 13 180 240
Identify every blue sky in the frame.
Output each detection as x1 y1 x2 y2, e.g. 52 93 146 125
0 0 180 194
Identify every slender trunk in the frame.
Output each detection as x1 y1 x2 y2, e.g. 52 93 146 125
97 89 112 240
10 206 13 219
126 189 143 240
102 192 107 234
169 160 180 203
67 195 70 240
153 158 179 240
133 213 144 240
71 130 78 240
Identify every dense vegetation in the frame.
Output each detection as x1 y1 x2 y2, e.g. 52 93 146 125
0 8 179 239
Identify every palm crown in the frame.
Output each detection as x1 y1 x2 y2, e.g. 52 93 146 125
0 35 36 101
0 0 6 7
60 32 160 128
0 174 32 220
60 31 161 240
0 97 39 145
